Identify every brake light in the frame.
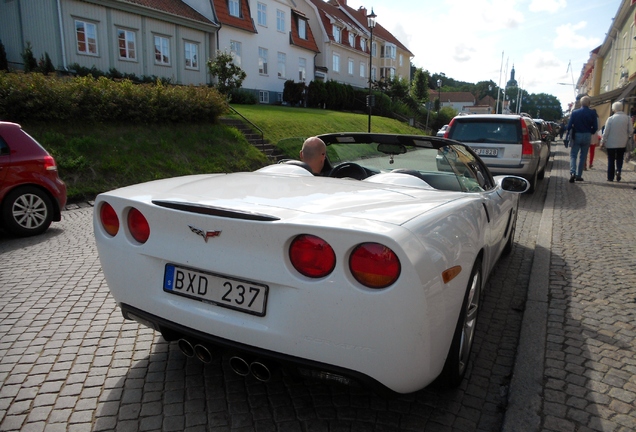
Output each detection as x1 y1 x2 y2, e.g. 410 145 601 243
43 155 57 171
349 243 401 289
128 207 150 243
444 118 455 138
289 234 336 278
520 120 533 156
100 202 119 237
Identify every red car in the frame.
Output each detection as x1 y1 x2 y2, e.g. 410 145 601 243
0 122 67 237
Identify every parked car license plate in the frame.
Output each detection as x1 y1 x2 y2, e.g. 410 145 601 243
474 148 498 157
163 264 268 316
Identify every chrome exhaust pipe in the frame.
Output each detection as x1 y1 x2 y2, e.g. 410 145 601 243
249 360 272 382
229 356 251 376
177 339 195 357
194 344 213 363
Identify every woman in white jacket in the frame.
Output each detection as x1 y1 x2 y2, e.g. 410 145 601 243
601 101 632 181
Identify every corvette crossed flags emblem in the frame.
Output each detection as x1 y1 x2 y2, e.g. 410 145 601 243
189 225 222 243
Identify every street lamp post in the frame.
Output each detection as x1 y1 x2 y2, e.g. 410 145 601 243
367 9 376 133
437 79 442 113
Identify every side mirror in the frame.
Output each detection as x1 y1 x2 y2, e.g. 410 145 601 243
495 175 530 193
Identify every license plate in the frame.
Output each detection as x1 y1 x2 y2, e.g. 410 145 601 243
163 264 268 316
474 148 498 157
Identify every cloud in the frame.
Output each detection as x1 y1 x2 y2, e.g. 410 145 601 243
528 0 567 13
554 21 602 49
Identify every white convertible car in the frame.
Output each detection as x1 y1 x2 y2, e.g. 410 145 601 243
94 133 528 394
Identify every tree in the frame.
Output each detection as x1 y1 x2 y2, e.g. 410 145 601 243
411 68 429 105
21 42 37 72
0 40 8 71
207 51 246 95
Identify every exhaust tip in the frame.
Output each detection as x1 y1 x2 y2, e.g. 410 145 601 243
229 356 250 376
250 361 272 382
177 339 195 357
194 344 213 363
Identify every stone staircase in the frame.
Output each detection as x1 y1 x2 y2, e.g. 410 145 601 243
219 117 285 162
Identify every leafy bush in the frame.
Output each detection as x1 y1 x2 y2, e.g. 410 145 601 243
0 40 8 71
0 72 227 124
228 88 257 104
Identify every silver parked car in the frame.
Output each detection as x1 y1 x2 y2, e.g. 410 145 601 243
444 114 549 193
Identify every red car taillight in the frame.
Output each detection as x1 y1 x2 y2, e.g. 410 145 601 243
349 243 401 289
444 118 456 138
128 207 150 243
43 155 58 171
520 120 533 156
100 202 120 237
289 234 336 278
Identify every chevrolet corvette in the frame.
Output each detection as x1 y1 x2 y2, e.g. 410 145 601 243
94 133 528 394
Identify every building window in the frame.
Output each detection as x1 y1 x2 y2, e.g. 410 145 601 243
154 35 170 65
277 10 285 32
75 20 98 55
332 53 340 73
399 54 403 67
259 90 269 103
259 47 268 75
360 38 366 52
348 58 354 75
185 42 198 69
333 26 341 43
229 0 240 18
348 33 355 47
371 66 376 81
359 62 365 78
278 52 286 78
371 41 377 57
299 57 306 81
230 40 242 67
298 18 307 39
117 28 135 60
257 3 266 26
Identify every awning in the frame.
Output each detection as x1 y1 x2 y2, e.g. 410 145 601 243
589 80 636 107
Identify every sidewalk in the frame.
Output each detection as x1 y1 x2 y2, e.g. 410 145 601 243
503 142 636 431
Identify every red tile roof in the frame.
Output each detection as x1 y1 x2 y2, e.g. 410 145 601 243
211 0 257 33
307 0 367 51
122 0 215 25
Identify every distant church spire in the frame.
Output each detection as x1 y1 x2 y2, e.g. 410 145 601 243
507 64 518 88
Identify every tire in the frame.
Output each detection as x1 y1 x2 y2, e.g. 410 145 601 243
526 168 538 194
440 258 482 387
502 206 518 256
2 186 54 237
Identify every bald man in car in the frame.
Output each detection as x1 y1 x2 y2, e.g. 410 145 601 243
299 136 326 175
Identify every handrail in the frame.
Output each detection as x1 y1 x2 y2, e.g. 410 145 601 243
226 103 265 150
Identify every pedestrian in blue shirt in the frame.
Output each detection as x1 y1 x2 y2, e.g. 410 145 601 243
566 96 598 182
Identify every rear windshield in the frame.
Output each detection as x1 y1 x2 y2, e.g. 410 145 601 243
448 119 521 144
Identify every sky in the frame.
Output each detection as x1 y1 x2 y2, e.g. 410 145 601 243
345 0 620 112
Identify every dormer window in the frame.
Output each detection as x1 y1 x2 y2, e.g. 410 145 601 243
333 26 341 43
360 38 366 52
298 19 307 39
348 33 355 48
229 0 240 18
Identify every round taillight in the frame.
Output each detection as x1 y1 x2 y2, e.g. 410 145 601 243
289 234 336 278
128 207 150 244
350 243 401 289
100 202 119 237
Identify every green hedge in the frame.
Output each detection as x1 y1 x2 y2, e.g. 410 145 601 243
0 72 228 124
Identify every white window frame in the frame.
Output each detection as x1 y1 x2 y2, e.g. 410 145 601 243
298 19 307 39
184 41 199 70
229 0 240 18
75 20 98 56
371 41 377 57
332 53 340 73
348 58 354 75
259 47 268 75
257 3 267 26
259 90 269 103
299 57 306 81
278 52 286 78
277 10 285 33
359 62 365 78
371 66 376 81
348 33 355 48
230 40 242 67
399 54 403 67
333 26 341 43
360 38 366 52
154 35 170 65
117 28 136 61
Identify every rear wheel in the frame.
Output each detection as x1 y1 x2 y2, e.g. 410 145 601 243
2 186 53 237
526 168 538 194
440 258 482 387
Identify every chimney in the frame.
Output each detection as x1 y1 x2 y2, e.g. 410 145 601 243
359 6 366 14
